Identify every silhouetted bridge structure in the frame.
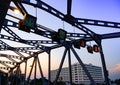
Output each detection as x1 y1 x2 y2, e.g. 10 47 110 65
0 0 120 85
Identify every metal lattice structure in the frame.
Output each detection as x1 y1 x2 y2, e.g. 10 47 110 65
0 0 120 85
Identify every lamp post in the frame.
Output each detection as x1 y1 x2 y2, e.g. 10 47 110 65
9 6 21 14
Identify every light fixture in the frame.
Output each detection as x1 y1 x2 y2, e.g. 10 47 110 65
93 45 99 52
14 8 21 14
87 46 93 54
80 39 86 47
73 40 80 49
18 14 37 32
51 32 59 42
58 29 67 40
51 29 67 42
9 6 21 14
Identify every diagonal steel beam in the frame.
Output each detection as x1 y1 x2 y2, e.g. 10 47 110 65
2 26 21 40
0 34 48 52
54 48 68 85
0 0 11 31
0 39 34 55
12 0 28 15
71 46 96 85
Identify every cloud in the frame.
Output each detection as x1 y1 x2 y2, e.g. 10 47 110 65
109 64 120 80
109 64 120 73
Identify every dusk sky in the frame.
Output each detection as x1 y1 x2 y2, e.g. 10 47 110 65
1 0 120 81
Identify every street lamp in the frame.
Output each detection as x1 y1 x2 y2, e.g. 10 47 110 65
93 45 99 52
9 6 21 14
87 46 93 54
51 29 67 42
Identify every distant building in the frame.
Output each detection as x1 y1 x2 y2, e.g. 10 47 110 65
51 63 104 85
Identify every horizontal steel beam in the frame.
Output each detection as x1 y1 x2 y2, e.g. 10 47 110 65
74 18 120 29
0 53 23 60
101 32 120 39
0 60 17 65
0 66 10 70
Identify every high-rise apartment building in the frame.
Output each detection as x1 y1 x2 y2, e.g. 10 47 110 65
51 63 104 85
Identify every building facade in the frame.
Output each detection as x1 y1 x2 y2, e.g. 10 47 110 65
51 63 104 85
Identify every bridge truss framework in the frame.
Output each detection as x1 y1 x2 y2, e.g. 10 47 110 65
0 0 120 85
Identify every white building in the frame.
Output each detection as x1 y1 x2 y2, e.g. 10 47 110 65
51 63 104 85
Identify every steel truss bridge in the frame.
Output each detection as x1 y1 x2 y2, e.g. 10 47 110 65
0 0 120 85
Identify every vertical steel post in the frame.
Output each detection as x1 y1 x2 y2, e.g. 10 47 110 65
24 59 27 85
68 48 72 85
0 73 1 85
67 0 72 15
7 73 9 85
71 46 96 85
99 44 110 85
54 48 68 85
16 66 19 85
34 55 37 85
48 51 51 85
9 69 14 85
